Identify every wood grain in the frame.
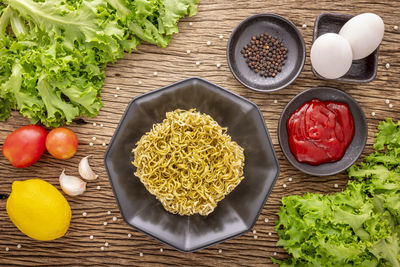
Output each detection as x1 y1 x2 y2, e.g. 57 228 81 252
0 0 399 266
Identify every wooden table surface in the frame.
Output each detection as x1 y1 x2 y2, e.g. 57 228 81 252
0 0 399 266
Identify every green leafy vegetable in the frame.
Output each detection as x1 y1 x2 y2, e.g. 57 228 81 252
0 0 199 126
275 118 400 266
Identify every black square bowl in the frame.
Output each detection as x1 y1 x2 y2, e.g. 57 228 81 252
104 77 280 252
312 13 378 83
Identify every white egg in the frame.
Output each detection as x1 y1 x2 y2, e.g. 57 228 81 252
339 13 384 60
310 33 353 79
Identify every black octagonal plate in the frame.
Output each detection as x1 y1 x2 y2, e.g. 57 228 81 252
104 77 279 252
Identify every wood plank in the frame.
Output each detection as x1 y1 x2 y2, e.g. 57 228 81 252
0 0 399 265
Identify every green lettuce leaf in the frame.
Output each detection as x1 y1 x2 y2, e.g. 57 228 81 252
275 118 400 266
158 0 199 35
0 0 199 126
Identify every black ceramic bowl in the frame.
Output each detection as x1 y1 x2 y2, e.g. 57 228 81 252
278 87 367 176
104 77 279 252
312 13 378 83
227 14 306 92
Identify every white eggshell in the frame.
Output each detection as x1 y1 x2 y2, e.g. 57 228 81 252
310 33 353 79
339 13 384 60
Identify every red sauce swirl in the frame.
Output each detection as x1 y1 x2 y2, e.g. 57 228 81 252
287 99 354 165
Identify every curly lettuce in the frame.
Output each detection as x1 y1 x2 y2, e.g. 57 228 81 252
0 0 199 126
275 118 400 266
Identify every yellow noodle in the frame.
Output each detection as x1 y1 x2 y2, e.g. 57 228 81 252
132 109 245 216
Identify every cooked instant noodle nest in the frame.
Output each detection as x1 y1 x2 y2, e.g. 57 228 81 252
132 109 245 216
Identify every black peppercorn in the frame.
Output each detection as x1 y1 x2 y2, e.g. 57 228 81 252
241 33 287 78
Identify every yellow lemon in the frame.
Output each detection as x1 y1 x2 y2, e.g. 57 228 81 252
6 179 71 241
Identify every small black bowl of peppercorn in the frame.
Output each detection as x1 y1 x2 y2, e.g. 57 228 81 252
227 14 306 92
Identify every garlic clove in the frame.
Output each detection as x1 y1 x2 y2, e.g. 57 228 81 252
60 169 86 196
79 155 99 181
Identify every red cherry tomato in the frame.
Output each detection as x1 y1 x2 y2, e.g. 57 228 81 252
46 127 78 159
3 125 47 168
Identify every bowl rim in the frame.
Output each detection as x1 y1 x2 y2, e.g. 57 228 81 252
311 12 378 83
226 13 306 92
104 77 280 252
277 86 367 176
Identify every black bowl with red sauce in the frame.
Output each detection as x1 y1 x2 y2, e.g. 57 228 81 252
278 87 367 176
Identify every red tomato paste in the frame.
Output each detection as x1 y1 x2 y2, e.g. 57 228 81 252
287 99 354 165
